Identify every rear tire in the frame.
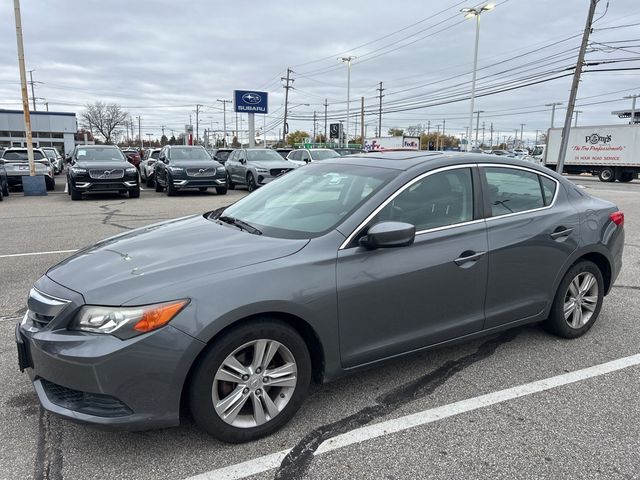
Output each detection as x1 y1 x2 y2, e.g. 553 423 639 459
146 174 155 188
46 177 55 191
188 319 311 443
543 260 604 338
598 167 615 183
619 172 633 183
216 187 228 195
2 181 8 197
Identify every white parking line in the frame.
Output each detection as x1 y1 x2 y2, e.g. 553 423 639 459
0 249 77 259
188 352 640 480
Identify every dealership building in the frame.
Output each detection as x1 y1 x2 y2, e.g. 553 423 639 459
0 109 77 154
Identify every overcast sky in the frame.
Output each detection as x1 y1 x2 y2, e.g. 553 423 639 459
0 0 638 145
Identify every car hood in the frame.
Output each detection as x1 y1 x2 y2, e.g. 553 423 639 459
46 215 309 305
251 160 297 170
74 160 132 169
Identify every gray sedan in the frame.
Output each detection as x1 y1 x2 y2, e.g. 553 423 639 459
17 152 624 443
225 148 297 191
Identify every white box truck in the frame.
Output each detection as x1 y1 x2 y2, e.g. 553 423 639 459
544 124 640 182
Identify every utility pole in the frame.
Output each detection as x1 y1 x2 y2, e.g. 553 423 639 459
313 111 317 143
194 104 201 145
323 98 328 142
44 102 48 112
489 122 494 148
464 126 469 150
281 67 294 143
624 94 639 124
436 124 441 150
482 121 486 147
514 129 518 148
161 125 165 137
361 96 365 147
28 69 36 111
574 110 582 127
217 99 232 147
377 81 384 139
535 129 540 144
557 0 598 174
137 116 142 149
13 0 36 179
474 110 483 147
546 102 562 129
520 123 525 144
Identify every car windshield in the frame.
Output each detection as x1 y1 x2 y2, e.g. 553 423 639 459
43 150 56 160
76 147 125 161
151 151 160 159
218 163 394 238
215 150 231 161
310 150 340 161
247 149 284 162
169 148 211 162
3 150 46 161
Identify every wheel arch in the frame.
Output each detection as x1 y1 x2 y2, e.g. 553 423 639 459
179 311 326 415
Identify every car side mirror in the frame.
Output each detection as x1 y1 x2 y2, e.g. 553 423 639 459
359 222 416 249
240 158 246 164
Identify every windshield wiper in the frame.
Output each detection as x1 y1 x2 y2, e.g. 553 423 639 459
218 215 262 235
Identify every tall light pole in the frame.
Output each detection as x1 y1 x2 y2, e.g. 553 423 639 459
461 3 495 152
217 99 232 147
339 56 356 148
545 102 562 129
474 110 484 147
520 123 525 144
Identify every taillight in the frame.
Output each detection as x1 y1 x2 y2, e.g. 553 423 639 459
610 211 624 227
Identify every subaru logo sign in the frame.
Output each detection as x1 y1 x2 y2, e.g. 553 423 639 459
242 93 261 104
234 90 268 114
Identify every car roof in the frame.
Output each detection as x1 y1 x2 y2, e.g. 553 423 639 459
80 145 119 149
320 150 559 174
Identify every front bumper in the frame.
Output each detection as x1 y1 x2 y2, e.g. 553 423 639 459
17 277 205 430
7 172 52 186
172 176 227 189
72 178 138 192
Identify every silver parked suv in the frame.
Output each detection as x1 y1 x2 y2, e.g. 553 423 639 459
225 148 298 191
1 147 55 191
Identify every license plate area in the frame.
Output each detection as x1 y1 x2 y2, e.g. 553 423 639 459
15 325 33 372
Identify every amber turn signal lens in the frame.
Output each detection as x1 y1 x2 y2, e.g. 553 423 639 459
134 300 189 333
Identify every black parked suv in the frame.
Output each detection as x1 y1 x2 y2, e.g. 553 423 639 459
0 157 8 201
154 145 228 196
67 145 140 200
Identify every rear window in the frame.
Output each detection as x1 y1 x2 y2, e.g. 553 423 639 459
2 150 45 161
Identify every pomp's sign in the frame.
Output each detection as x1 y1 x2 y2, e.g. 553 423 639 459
586 133 612 144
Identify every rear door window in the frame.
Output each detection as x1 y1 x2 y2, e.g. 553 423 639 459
483 167 550 216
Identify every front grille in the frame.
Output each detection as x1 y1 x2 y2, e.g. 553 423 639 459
26 288 70 330
40 379 133 418
186 167 215 177
270 168 292 177
89 169 124 180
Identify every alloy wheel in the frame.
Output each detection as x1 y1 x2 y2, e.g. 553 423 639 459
212 339 297 428
563 272 598 329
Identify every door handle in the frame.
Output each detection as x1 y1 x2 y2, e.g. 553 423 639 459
454 250 486 266
550 227 573 240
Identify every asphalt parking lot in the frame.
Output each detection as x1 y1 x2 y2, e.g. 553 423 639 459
1 174 639 480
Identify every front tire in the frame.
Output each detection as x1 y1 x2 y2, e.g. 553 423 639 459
46 177 55 191
246 172 257 192
146 174 155 188
598 167 615 183
619 172 633 183
129 186 140 198
543 260 604 338
166 175 177 196
188 319 311 443
2 181 8 197
216 186 228 195
70 186 82 201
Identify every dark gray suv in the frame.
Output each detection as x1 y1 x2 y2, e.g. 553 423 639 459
17 152 624 443
154 145 228 195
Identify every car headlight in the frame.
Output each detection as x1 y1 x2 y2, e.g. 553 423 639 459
255 168 268 173
216 167 226 174
125 167 137 173
70 167 87 174
70 300 189 339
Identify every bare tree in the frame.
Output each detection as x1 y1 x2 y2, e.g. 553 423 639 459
81 102 129 144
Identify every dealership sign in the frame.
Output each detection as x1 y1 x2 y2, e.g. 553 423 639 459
234 90 268 114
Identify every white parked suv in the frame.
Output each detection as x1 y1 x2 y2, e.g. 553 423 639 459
286 148 340 166
1 147 55 190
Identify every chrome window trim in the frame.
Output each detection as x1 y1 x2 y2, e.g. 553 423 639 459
480 164 560 222
339 164 478 250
